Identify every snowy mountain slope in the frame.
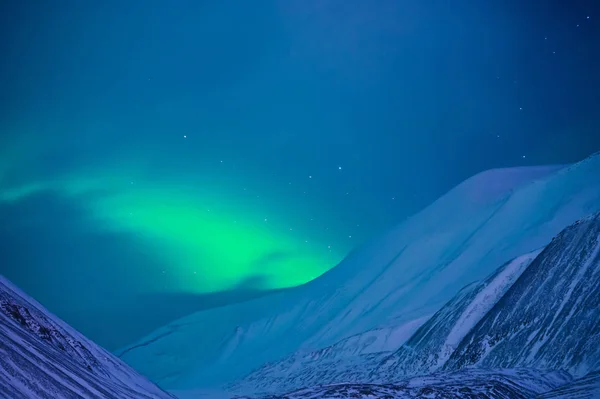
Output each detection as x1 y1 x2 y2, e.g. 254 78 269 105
226 315 428 394
235 369 571 399
226 346 388 395
443 211 600 377
371 249 541 381
0 276 174 399
538 371 600 399
229 249 540 394
233 211 600 395
120 153 600 390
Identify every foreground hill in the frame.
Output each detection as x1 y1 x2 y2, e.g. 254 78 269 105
538 371 600 399
239 369 571 399
0 276 174 399
120 153 600 391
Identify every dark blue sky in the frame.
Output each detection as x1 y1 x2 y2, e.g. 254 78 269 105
0 0 599 349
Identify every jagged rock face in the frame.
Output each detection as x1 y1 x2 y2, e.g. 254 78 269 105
0 299 102 372
0 277 174 399
373 250 540 382
444 213 600 376
237 369 571 399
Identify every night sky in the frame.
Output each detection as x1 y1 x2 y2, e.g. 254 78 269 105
1 0 599 350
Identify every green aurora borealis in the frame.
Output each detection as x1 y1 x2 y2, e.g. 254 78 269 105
0 126 351 349
0 156 341 294
90 183 338 293
3 0 600 350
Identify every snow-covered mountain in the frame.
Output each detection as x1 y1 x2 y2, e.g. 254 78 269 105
233 249 542 393
237 369 572 399
119 152 600 392
372 249 542 380
443 211 600 376
231 211 600 395
0 276 174 399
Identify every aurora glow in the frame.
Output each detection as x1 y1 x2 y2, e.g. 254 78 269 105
2 0 599 350
89 183 339 293
0 158 342 294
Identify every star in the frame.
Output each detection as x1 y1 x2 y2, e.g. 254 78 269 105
338 166 342 170
183 135 187 138
309 175 312 179
522 155 526 159
264 218 268 222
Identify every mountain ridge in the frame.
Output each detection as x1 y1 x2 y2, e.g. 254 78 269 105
444 211 600 376
0 275 175 399
119 153 600 391
230 211 600 396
